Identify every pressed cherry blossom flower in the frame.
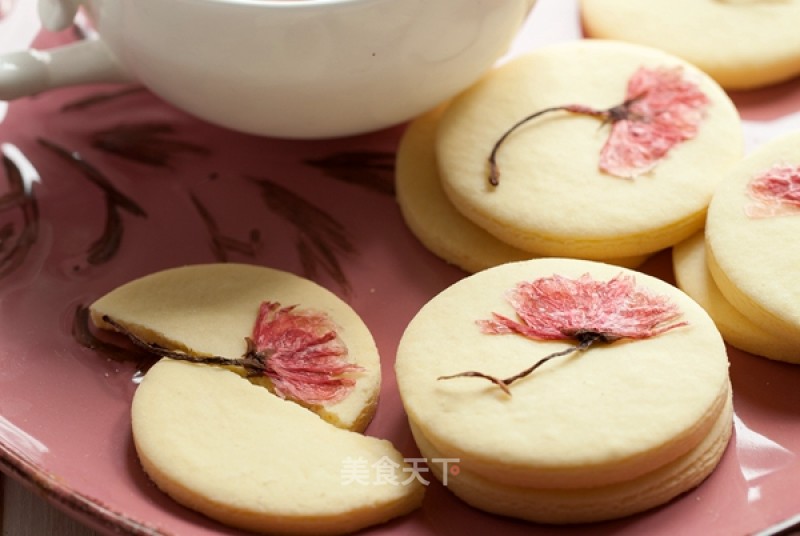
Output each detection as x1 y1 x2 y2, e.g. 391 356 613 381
439 273 687 394
102 301 362 406
745 163 800 218
488 66 710 185
249 301 361 404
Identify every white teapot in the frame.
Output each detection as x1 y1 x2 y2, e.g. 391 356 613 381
0 0 536 138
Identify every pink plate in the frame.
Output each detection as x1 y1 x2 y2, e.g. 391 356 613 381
1 1 800 535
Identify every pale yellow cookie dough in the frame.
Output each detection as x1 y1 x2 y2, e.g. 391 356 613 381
396 106 533 272
408 387 732 524
396 106 649 271
673 232 799 363
133 359 424 535
581 0 800 90
395 258 730 495
436 40 743 259
706 131 800 347
90 263 380 432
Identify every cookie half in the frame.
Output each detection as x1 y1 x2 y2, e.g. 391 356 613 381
581 0 800 90
436 40 743 259
90 263 380 432
132 358 424 535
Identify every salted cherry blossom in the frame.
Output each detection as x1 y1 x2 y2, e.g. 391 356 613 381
745 163 800 218
439 273 687 394
102 301 361 406
488 66 709 185
249 301 361 404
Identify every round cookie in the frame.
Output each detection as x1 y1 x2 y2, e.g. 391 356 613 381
436 40 743 259
395 106 649 271
407 389 732 524
706 131 800 347
395 258 731 521
581 0 800 90
90 263 380 432
132 358 424 535
673 232 799 363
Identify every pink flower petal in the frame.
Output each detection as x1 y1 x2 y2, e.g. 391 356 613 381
745 163 800 218
600 66 709 178
251 301 361 405
479 273 687 341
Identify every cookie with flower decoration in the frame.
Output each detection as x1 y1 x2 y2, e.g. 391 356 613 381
436 39 743 261
705 130 800 352
90 263 380 431
395 257 732 523
581 0 800 90
90 264 424 534
395 105 649 272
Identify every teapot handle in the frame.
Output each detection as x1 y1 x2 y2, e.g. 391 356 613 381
38 0 83 31
0 0 132 101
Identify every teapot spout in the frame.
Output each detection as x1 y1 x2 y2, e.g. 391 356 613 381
0 49 50 100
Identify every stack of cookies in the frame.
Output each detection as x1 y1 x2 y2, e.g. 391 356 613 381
396 39 744 273
673 132 800 364
395 257 732 523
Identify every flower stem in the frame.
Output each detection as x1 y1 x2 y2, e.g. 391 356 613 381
487 105 608 186
486 93 649 187
437 332 601 395
101 314 246 368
